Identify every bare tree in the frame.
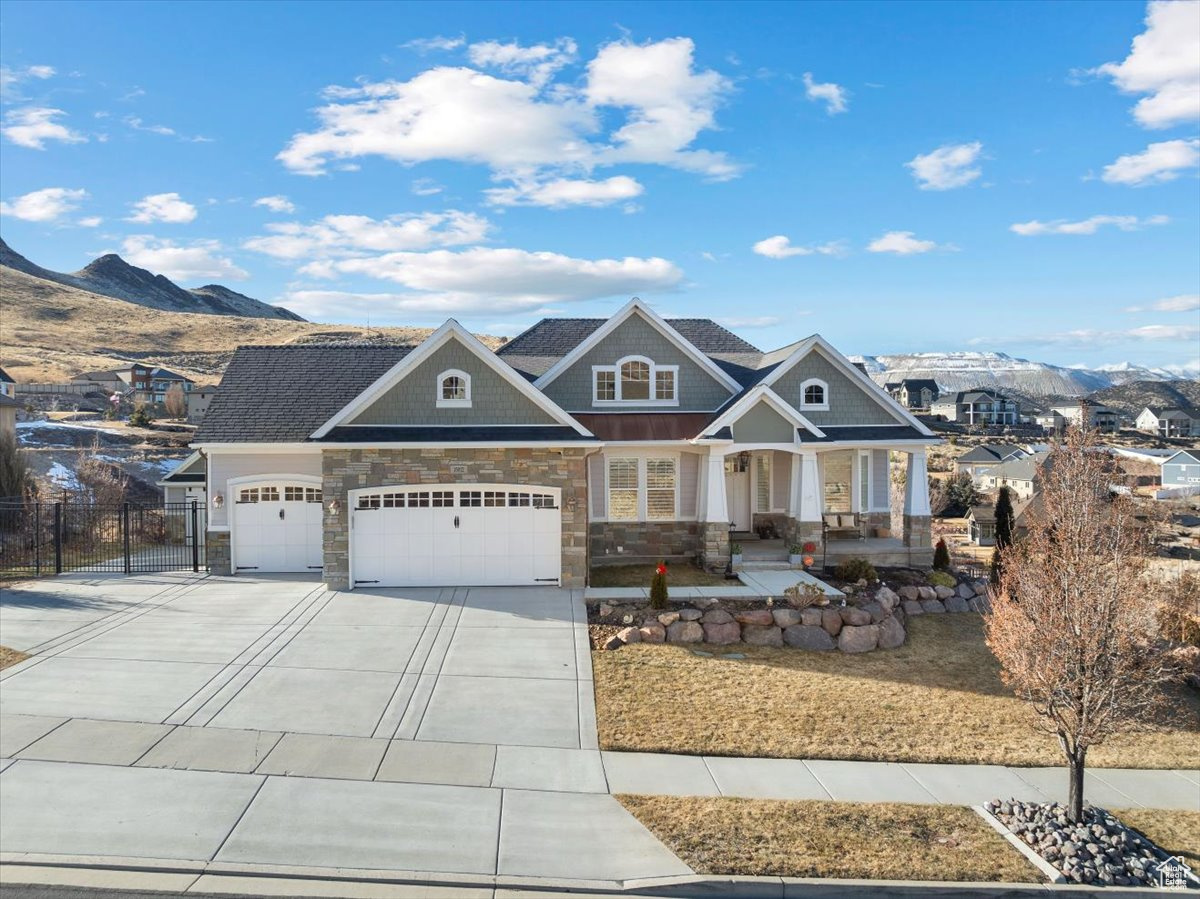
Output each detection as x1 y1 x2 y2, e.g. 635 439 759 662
0 432 34 500
983 425 1174 823
164 383 187 420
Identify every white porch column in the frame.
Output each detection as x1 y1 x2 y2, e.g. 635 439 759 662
798 451 822 523
788 453 802 517
703 448 728 523
904 449 931 517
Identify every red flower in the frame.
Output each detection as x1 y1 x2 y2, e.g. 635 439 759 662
802 542 816 553
656 564 667 576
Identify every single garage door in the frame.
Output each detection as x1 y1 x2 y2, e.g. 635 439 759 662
351 485 561 587
233 483 324 573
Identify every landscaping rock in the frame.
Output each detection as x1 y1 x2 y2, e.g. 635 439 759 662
667 620 704 644
800 607 824 627
820 608 843 636
771 609 803 628
920 599 946 614
784 625 835 651
934 585 956 600
701 608 734 625
703 621 742 645
899 585 921 601
918 586 937 601
742 625 784 647
617 626 641 644
735 609 775 626
956 583 974 600
657 611 680 627
603 635 624 651
877 615 906 649
944 596 970 613
902 599 924 615
859 601 886 624
973 580 989 596
876 585 899 611
678 608 703 621
838 624 880 653
840 607 872 626
639 623 666 643
969 596 991 614
599 603 613 618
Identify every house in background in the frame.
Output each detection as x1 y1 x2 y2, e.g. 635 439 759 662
1161 450 1200 488
884 379 939 410
930 389 1020 426
1041 402 1122 435
0 367 14 399
966 504 996 546
187 386 218 423
954 443 1028 479
71 364 194 407
134 367 194 406
193 300 940 589
1136 406 1197 439
978 452 1047 500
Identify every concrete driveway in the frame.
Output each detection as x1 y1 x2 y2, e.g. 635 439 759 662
0 573 689 884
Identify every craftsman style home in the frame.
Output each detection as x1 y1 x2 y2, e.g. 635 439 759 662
193 300 938 590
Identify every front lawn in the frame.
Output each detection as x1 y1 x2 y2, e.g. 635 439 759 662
1115 809 1200 867
589 562 731 588
618 796 1041 882
593 614 1200 768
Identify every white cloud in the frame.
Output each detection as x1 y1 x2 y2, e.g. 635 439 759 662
1 106 86 149
802 72 847 114
411 178 443 196
120 236 248 282
253 195 297 214
906 142 983 190
0 187 87 222
716 315 784 328
123 115 212 143
468 37 576 88
1009 213 1168 235
291 247 682 316
127 192 198 224
973 323 1199 347
0 64 55 100
77 216 103 227
485 175 643 208
1101 138 1200 186
1093 0 1199 128
752 235 847 259
401 35 465 54
866 230 942 255
279 37 737 184
1125 294 1200 313
243 210 489 260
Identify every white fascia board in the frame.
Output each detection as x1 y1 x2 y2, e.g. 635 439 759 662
702 385 825 439
759 335 936 436
309 319 591 439
533 299 743 395
304 441 601 449
192 443 323 454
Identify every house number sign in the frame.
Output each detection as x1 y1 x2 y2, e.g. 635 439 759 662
449 463 468 477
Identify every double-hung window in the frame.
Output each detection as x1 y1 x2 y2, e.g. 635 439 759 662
646 459 677 520
606 457 677 520
607 459 639 520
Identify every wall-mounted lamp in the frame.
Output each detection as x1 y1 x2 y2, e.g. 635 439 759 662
328 498 342 517
211 493 224 510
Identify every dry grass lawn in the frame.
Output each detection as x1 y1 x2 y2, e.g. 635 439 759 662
589 562 730 587
594 615 1200 768
0 646 30 670
618 796 1041 882
1115 809 1200 866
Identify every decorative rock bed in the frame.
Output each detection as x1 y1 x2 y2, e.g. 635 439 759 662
590 571 991 654
985 799 1197 888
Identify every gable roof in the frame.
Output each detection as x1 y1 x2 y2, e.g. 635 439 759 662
701 385 824 440
311 319 591 439
157 450 206 485
1143 406 1197 420
0 393 19 409
0 367 12 383
527 299 746 395
956 444 1026 464
986 454 1047 482
898 378 939 393
1164 449 1200 465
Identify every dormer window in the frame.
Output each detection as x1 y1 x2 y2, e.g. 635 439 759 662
593 356 678 405
800 378 829 411
436 369 471 408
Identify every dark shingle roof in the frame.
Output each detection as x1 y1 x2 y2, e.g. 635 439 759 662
900 379 939 393
195 345 413 443
0 367 13 383
956 444 1023 464
802 425 931 442
320 426 591 443
0 393 20 408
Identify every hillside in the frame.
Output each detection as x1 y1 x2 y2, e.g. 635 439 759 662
0 237 301 321
1087 379 1200 417
0 264 499 383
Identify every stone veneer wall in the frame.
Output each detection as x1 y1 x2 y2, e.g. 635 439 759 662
699 521 730 570
589 521 702 566
207 531 231 576
322 447 590 590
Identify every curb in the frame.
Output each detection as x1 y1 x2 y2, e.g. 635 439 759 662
973 804 1066 884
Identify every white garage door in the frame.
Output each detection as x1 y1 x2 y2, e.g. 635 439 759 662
233 484 324 574
351 485 561 588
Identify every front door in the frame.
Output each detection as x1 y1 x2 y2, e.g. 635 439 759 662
724 457 751 531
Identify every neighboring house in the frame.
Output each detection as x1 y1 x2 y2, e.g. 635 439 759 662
72 364 194 406
1162 450 1200 487
967 504 996 546
978 452 1047 501
885 379 939 410
157 450 208 542
193 299 940 589
187 386 218 423
0 393 18 440
133 367 194 406
1135 406 1197 439
931 389 1020 425
954 443 1028 479
0 367 14 398
1044 402 1121 434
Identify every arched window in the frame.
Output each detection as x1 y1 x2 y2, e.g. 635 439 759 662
436 369 471 408
620 359 651 400
800 378 829 410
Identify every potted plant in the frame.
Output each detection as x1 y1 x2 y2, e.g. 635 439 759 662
730 542 743 568
788 544 804 566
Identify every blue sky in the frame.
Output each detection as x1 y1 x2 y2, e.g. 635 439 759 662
1 0 1197 372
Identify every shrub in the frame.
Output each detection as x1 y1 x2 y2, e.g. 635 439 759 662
129 405 153 428
0 432 33 499
1157 571 1200 647
927 570 956 589
649 561 668 609
932 537 951 571
784 582 824 610
989 546 1002 585
833 557 877 582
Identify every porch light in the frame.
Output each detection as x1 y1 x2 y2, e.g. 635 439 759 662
211 492 224 510
328 498 342 517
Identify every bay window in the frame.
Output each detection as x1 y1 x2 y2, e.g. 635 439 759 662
592 356 679 405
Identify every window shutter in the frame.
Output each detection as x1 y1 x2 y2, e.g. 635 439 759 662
589 453 606 520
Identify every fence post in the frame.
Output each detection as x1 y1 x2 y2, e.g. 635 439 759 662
54 502 62 575
122 502 132 575
34 502 41 577
190 501 200 572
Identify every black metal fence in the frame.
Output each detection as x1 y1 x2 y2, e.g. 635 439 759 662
0 500 206 578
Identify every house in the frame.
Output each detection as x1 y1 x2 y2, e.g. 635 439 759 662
1136 406 1197 439
1044 402 1121 434
966 504 996 546
132 367 194 406
0 367 14 399
1162 450 1200 488
70 364 193 406
158 450 208 506
187 386 218 423
954 443 1028 478
193 300 940 589
0 393 18 440
930 389 1020 426
978 452 1047 500
885 379 939 410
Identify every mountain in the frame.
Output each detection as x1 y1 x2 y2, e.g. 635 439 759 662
0 237 302 321
848 351 1184 398
1085 379 1200 418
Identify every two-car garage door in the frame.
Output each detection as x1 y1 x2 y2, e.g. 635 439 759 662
350 485 561 588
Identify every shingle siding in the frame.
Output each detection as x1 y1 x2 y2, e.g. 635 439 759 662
772 350 899 426
731 401 796 443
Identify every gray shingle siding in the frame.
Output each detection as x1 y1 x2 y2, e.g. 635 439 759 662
872 449 889 509
731 401 795 443
772 350 899 426
349 339 556 427
539 314 734 412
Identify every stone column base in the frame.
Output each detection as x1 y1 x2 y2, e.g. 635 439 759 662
699 521 731 570
903 514 932 549
206 531 231 576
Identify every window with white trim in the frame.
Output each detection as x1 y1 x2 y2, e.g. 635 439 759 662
646 458 677 520
755 453 771 512
607 458 639 520
593 356 678 405
800 378 829 411
857 450 871 513
436 369 471 408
